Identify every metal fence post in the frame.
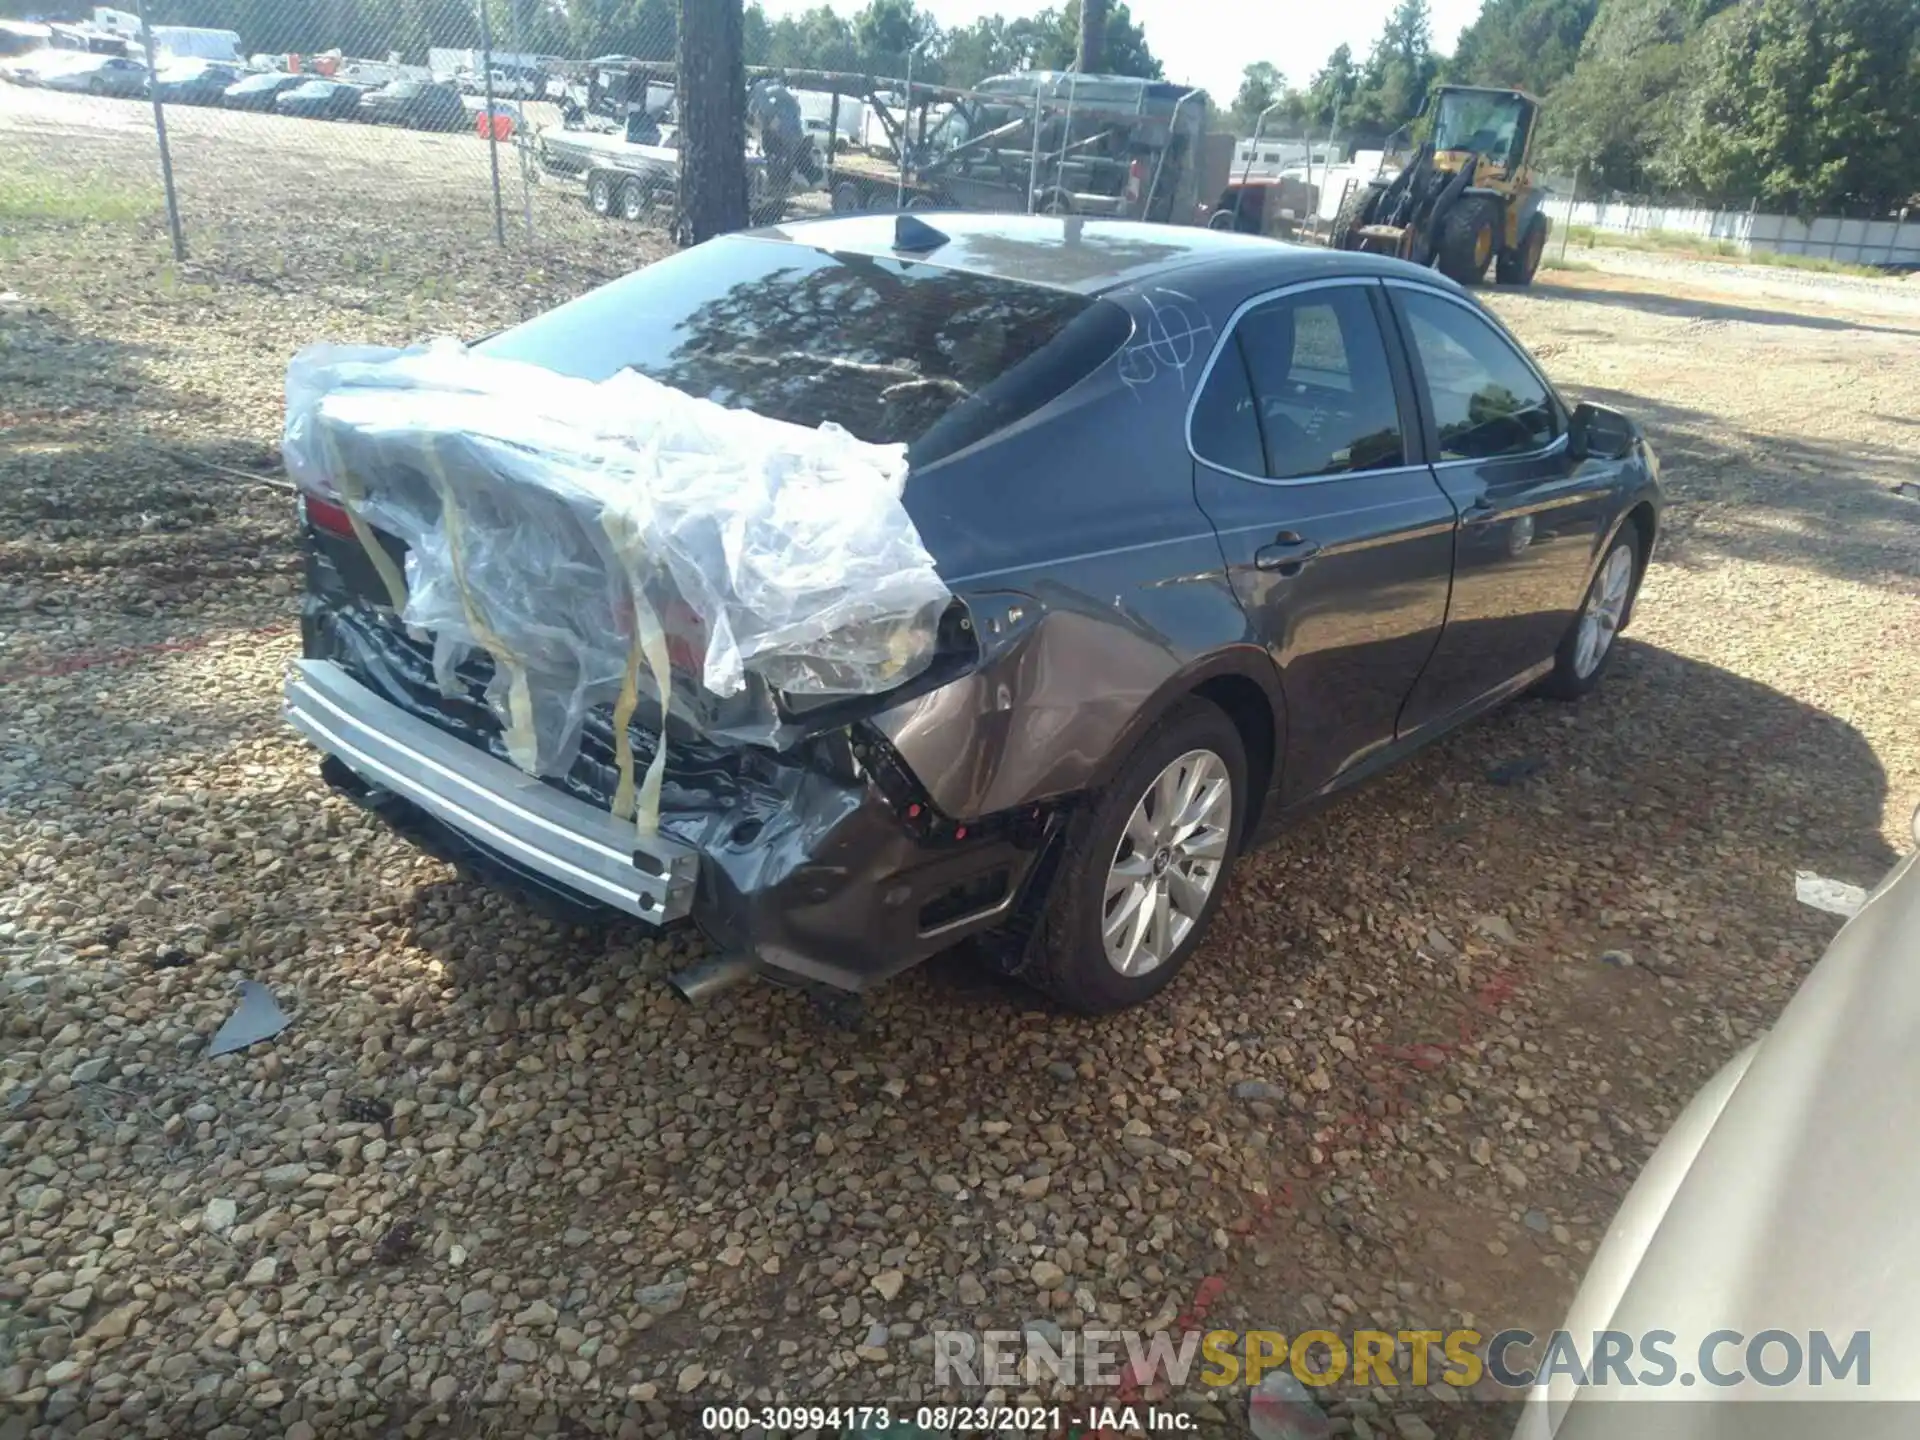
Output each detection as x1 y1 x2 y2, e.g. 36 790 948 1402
477 0 506 247
1027 73 1043 214
1559 164 1579 263
507 0 533 244
134 0 186 262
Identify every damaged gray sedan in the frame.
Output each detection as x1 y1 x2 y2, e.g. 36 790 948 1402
285 212 1660 1013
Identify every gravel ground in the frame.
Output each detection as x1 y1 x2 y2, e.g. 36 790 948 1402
4 86 1919 1440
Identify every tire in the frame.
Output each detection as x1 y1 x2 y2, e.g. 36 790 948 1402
830 180 862 213
1023 698 1248 1014
618 179 650 223
1331 183 1372 251
1497 217 1548 286
1540 531 1642 700
1437 196 1500 285
586 172 615 218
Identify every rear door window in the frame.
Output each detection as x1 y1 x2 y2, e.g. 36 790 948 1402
482 236 1129 465
1189 348 1265 476
1231 285 1406 479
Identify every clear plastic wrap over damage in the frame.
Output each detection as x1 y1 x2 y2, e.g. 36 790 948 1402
283 341 952 834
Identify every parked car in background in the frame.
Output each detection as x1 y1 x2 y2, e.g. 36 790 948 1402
0 48 80 84
150 59 243 104
287 214 1662 1014
276 78 362 120
358 78 464 131
1514 811 1920 1437
40 54 146 96
223 71 303 111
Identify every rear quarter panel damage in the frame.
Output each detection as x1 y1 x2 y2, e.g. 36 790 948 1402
876 277 1276 823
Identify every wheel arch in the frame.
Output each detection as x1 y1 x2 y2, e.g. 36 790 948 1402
1089 646 1287 847
1618 499 1659 628
1578 497 1659 634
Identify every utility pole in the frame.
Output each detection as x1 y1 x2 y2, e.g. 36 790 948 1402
677 0 747 244
1077 0 1107 74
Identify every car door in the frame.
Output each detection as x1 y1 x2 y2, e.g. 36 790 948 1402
1190 279 1459 806
1386 281 1615 736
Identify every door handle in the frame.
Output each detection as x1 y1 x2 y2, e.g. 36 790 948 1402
1254 532 1322 573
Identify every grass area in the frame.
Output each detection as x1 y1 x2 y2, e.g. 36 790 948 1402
1540 254 1597 273
0 169 158 226
1564 223 1887 278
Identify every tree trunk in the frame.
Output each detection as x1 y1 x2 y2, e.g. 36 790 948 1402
676 0 747 245
1077 0 1108 74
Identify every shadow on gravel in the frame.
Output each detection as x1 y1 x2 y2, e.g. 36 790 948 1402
1567 383 1920 596
1528 279 1920 339
1202 638 1894 1361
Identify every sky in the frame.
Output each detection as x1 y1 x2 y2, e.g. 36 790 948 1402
755 0 1486 105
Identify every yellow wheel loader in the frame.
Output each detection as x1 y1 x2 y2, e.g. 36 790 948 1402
1333 84 1551 286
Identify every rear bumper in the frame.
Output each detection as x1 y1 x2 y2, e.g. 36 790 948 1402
286 650 1049 993
286 659 698 923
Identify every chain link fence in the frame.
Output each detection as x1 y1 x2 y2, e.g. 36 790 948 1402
5 6 1254 314
3 0 687 293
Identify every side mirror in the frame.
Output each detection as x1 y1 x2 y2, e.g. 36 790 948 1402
1569 401 1637 462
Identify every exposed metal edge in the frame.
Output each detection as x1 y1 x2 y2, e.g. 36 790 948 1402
284 659 695 924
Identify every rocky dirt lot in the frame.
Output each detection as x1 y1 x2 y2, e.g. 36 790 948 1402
4 87 1919 1440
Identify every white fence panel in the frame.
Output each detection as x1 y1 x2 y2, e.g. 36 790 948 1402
1545 193 1919 266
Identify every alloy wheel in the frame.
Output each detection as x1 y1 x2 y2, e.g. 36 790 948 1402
1574 543 1635 678
1101 749 1232 977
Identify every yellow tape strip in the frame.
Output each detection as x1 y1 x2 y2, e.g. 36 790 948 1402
419 434 540 774
609 630 642 822
319 426 410 617
601 508 672 841
628 585 672 841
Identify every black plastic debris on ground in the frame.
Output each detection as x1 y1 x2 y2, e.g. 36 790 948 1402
342 1095 394 1127
1486 755 1550 786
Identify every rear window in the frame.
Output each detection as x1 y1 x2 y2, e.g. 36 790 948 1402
481 235 1130 466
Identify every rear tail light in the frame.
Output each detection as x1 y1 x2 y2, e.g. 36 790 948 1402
1125 157 1146 204
300 493 356 539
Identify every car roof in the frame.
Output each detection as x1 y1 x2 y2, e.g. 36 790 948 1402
746 212 1429 296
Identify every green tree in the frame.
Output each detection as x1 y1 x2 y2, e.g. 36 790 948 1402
1449 0 1600 94
1539 0 1713 191
763 3 860 71
941 15 1052 87
1669 0 1920 210
1229 61 1286 134
1348 0 1439 137
1305 43 1358 129
742 2 772 63
855 0 939 73
1030 0 1162 77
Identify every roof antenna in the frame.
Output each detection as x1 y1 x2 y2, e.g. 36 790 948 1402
893 214 950 253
